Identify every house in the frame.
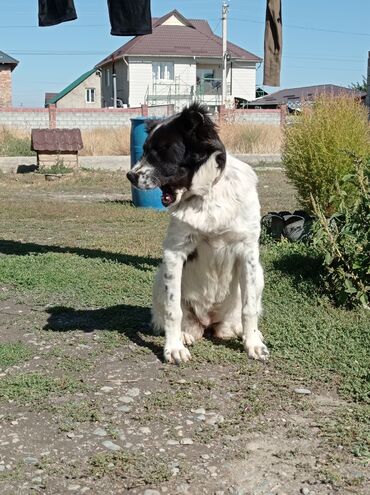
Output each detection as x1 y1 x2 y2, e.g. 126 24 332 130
246 84 366 110
0 50 19 108
96 9 261 110
45 68 101 108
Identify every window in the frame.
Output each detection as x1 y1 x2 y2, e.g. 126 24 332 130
152 62 174 81
105 68 110 87
86 88 95 103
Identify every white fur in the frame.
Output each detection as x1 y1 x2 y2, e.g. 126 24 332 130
152 153 268 364
131 160 158 189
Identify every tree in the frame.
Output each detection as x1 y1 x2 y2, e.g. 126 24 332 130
349 76 367 92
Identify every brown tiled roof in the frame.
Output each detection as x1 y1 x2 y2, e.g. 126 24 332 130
31 129 83 152
248 84 366 106
97 10 260 66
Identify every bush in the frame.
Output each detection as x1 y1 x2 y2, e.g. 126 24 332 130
0 126 34 156
282 94 370 215
312 156 370 308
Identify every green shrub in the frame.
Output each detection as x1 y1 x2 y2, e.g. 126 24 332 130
0 126 35 156
312 156 370 308
282 94 370 215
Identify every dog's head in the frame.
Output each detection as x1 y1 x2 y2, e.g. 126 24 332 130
126 103 226 207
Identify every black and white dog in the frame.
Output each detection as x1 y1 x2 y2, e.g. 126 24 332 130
127 103 268 364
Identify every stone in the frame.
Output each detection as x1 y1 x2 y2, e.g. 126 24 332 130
117 405 131 413
100 386 114 393
143 490 161 495
180 438 193 445
24 457 38 465
118 396 134 404
127 387 140 397
167 439 179 445
93 428 107 437
139 426 151 434
301 489 310 495
193 407 206 415
102 440 121 451
68 485 81 491
294 388 312 395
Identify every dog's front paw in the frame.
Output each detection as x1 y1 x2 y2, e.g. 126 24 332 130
243 333 269 361
164 341 192 365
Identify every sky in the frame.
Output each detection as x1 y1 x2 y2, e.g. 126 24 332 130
1 0 370 107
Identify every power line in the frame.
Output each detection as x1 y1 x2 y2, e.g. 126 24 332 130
229 17 370 37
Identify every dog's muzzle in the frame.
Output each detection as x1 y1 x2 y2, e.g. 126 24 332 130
126 161 158 190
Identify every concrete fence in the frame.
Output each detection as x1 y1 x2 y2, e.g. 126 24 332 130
218 105 287 126
0 103 287 130
0 104 175 130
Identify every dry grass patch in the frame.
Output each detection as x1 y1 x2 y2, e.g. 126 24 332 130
80 127 130 156
219 122 282 154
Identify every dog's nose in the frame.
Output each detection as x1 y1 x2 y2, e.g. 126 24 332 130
126 170 136 184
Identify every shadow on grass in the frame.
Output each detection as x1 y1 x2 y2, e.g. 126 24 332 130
44 304 163 359
0 239 159 272
271 249 323 294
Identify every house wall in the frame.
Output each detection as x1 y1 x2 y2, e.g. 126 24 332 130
230 62 256 101
0 66 12 107
128 57 153 107
56 72 102 109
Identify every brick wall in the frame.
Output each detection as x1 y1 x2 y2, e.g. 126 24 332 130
0 67 12 108
0 104 174 130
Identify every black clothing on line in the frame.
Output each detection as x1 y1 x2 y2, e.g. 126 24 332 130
38 0 152 36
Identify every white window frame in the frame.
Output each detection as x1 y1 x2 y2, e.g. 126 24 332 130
152 62 174 82
85 88 96 103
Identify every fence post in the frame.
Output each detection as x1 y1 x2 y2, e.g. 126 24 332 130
218 104 226 123
141 104 148 117
48 104 57 129
280 104 287 126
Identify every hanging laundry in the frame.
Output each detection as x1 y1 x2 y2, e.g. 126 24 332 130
38 0 152 36
263 0 282 87
38 0 77 27
108 0 152 36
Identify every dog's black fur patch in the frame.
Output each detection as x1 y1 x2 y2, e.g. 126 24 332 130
143 103 226 195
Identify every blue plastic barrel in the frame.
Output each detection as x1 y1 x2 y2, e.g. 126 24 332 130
130 117 165 210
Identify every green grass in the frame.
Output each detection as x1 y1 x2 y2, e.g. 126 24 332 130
261 241 370 403
88 451 171 486
0 372 84 404
0 342 34 368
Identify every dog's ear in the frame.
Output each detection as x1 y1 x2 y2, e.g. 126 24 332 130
145 119 161 134
179 103 209 132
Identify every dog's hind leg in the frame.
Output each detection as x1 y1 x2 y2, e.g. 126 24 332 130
181 303 204 346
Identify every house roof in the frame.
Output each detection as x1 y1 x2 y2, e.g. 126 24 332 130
97 9 261 66
46 68 96 105
31 129 83 152
0 50 19 70
247 84 366 107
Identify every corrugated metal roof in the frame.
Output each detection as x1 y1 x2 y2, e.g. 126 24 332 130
248 84 366 106
47 68 96 105
0 50 19 68
97 10 261 66
31 129 83 152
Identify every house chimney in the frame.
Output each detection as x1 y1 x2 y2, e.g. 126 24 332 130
0 51 19 108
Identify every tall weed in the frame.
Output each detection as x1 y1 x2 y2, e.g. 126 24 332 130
283 94 370 215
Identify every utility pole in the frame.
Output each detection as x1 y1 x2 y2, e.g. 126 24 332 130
222 0 229 105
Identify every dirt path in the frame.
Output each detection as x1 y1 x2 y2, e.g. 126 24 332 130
0 299 368 495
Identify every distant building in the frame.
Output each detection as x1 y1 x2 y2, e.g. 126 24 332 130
246 84 366 110
0 50 19 108
96 9 261 110
45 68 101 108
